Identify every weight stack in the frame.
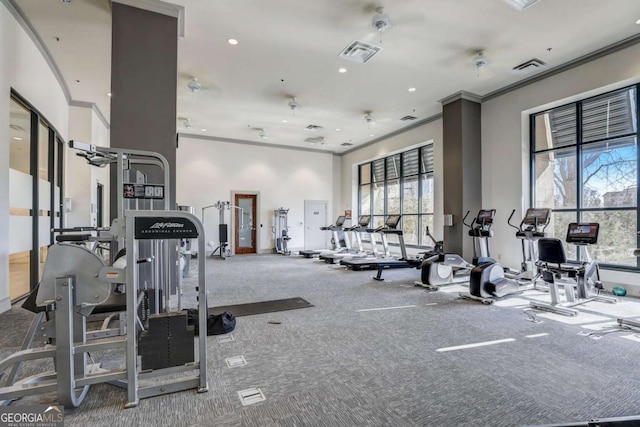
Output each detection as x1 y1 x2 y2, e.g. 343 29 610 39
139 312 195 370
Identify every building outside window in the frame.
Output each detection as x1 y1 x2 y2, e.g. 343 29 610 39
531 85 639 268
358 144 434 247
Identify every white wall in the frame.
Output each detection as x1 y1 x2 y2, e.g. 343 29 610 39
0 2 70 312
65 106 110 228
482 42 640 289
176 136 336 254
339 119 444 247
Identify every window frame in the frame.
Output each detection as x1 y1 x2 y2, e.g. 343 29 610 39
357 144 434 248
530 84 640 271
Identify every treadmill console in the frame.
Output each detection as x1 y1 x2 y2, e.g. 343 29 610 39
358 215 371 227
335 216 346 227
386 215 401 229
566 223 599 245
523 208 550 227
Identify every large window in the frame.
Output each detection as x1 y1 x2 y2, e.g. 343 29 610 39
531 85 639 268
9 92 64 301
358 144 434 246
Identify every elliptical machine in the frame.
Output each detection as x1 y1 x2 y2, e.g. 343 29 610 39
462 208 550 304
417 210 496 290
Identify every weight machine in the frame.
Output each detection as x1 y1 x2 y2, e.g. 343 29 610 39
273 207 291 255
0 143 209 408
202 201 243 259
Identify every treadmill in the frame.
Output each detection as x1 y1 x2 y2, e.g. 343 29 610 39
299 215 349 258
319 215 373 264
341 215 415 274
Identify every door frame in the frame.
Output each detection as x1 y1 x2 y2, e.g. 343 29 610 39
304 200 328 250
230 190 260 255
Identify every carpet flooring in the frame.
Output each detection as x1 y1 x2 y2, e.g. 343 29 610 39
1 254 640 426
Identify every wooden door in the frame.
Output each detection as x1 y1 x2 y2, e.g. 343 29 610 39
234 193 257 254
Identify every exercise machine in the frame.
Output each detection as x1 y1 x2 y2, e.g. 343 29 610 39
340 215 412 272
273 207 291 255
461 208 551 304
202 201 242 259
617 232 640 331
373 225 444 281
529 222 617 316
0 144 209 408
417 210 495 290
319 215 373 264
506 207 551 281
299 216 349 258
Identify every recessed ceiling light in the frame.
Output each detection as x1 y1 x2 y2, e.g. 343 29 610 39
107 92 112 97
201 128 207 132
338 68 347 73
228 38 238 45
335 128 341 131
408 87 416 92
369 134 375 137
282 119 288 123
636 18 640 24
13 137 23 141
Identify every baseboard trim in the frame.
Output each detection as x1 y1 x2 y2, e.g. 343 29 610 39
0 296 11 314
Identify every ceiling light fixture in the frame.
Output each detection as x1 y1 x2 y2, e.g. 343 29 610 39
502 0 540 11
408 87 416 92
282 119 288 123
201 128 207 132
187 77 202 92
338 68 347 73
636 18 640 24
364 112 376 128
228 38 238 45
472 50 489 76
371 7 392 43
107 92 112 97
12 137 23 141
369 134 375 137
336 128 341 131
288 97 300 116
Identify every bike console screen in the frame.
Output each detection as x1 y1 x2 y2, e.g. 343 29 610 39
566 222 599 245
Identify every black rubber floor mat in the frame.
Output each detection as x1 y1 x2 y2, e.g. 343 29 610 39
209 297 314 317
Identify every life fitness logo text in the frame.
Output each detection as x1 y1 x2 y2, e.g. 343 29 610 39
150 222 185 229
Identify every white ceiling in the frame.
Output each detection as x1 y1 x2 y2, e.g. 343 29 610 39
10 0 640 153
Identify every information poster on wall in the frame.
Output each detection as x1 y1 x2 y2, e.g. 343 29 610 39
344 210 352 219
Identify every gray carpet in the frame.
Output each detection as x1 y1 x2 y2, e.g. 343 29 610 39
2 254 640 426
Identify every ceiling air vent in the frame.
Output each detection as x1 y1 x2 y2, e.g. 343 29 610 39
305 137 325 145
305 125 324 131
338 40 383 64
400 115 418 121
340 142 353 147
9 124 26 132
510 58 548 75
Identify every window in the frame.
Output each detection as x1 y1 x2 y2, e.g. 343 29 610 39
531 85 639 268
358 144 434 246
9 91 65 301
